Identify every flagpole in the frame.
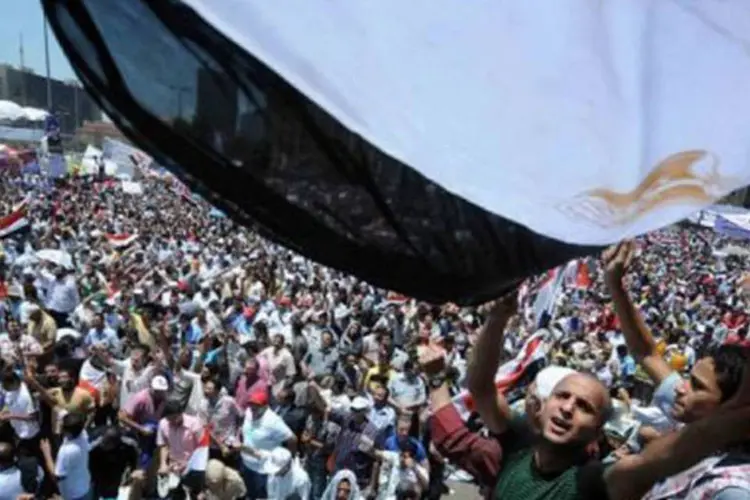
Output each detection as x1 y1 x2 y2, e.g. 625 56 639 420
43 11 52 110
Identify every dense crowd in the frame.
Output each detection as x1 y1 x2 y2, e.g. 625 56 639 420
0 166 747 500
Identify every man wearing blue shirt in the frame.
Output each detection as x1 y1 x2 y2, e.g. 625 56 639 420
84 313 120 354
384 417 427 465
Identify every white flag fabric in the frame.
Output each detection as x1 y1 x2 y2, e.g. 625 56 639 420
101 138 152 179
181 0 750 243
44 0 750 303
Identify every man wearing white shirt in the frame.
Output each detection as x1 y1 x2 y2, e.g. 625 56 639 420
113 344 157 409
388 361 427 413
193 284 219 310
41 412 90 500
42 268 80 328
0 368 40 457
237 389 295 499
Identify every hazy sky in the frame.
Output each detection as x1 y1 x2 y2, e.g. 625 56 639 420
0 1 75 80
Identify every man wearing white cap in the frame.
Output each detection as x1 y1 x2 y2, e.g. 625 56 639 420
310 385 385 496
239 447 310 500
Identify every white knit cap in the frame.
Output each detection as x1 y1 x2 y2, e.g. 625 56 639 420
534 366 576 399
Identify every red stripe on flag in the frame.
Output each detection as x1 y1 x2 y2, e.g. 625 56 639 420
461 336 543 412
0 206 26 231
105 233 138 248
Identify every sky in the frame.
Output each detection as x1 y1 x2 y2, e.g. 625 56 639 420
0 1 75 81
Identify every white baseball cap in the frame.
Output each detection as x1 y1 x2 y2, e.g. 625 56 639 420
350 396 371 411
151 375 169 392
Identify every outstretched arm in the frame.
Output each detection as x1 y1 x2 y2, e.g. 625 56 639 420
466 293 517 435
429 383 503 487
603 242 673 385
605 359 750 500
606 404 750 500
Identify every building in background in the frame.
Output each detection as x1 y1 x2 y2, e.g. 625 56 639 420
74 119 128 147
0 64 101 135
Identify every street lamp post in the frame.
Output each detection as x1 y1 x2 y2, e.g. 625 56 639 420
73 85 79 129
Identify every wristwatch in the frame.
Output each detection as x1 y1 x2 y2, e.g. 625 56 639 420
427 370 448 389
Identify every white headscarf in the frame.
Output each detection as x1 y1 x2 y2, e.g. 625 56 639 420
265 449 310 500
320 469 363 500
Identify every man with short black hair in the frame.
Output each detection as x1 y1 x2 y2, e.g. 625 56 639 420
157 399 206 499
604 242 750 498
41 411 90 500
0 441 42 499
429 292 750 500
89 426 139 499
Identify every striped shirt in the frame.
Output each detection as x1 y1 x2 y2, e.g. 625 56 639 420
329 409 385 488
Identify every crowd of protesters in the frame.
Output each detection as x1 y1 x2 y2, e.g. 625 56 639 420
0 165 747 500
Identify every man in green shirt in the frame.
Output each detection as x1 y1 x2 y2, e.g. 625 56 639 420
427 291 750 500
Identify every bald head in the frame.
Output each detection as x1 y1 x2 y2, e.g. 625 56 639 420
539 372 611 448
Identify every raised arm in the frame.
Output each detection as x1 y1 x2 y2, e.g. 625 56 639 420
603 242 673 384
419 344 502 487
429 383 503 487
23 367 59 410
465 292 517 435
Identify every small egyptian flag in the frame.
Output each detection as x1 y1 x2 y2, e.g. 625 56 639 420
0 198 29 239
105 233 138 248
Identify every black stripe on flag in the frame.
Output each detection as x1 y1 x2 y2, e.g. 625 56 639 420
42 0 601 304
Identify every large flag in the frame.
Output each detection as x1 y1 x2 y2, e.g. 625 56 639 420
44 1 750 304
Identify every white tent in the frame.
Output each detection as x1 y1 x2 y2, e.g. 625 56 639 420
0 100 47 121
22 107 48 121
81 144 118 175
0 101 24 121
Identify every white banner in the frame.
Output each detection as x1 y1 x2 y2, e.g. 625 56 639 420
102 137 152 178
47 154 67 179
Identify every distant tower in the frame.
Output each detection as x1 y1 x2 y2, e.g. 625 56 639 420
19 33 27 106
19 32 25 69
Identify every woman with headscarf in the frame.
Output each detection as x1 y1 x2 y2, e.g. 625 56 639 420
320 469 363 500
